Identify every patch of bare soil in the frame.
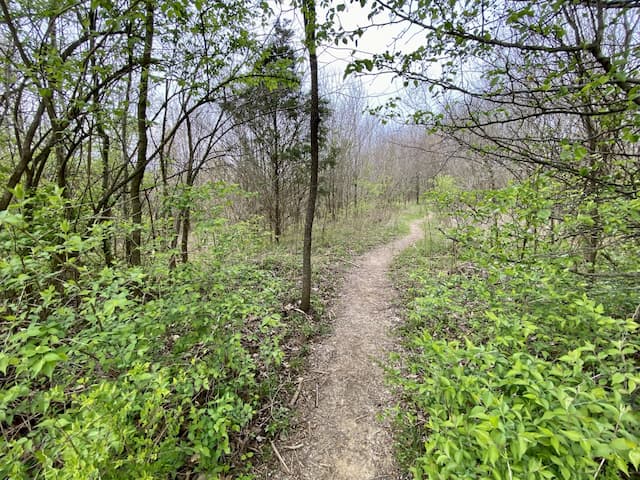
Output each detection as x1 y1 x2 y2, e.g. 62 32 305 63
260 221 424 480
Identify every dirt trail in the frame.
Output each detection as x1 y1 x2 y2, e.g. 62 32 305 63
263 220 424 480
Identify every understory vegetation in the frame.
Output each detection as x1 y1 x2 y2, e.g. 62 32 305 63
0 189 405 479
390 176 640 479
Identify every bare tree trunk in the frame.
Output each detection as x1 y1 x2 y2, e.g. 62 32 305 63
301 0 319 313
159 78 173 253
86 6 113 266
169 215 181 270
0 0 43 210
122 69 133 262
127 0 154 266
181 207 190 264
353 179 358 213
99 129 113 265
273 111 282 243
180 114 196 264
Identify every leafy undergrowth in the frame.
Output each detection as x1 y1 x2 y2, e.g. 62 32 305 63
1 223 293 478
0 193 409 479
389 180 640 480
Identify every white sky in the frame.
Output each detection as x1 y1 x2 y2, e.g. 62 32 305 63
275 1 425 105
319 2 406 100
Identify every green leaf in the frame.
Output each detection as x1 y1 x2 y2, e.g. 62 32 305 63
0 210 25 227
629 448 640 470
611 372 625 384
487 443 499 465
611 437 636 451
0 354 9 374
562 430 582 442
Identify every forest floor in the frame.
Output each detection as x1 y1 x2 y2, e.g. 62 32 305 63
259 220 424 480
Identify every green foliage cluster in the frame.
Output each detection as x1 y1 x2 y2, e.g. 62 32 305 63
0 186 410 478
390 175 640 479
0 190 292 479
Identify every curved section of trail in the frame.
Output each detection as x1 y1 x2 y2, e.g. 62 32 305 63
264 220 423 480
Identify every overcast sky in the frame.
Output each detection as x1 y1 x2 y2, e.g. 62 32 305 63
275 1 420 104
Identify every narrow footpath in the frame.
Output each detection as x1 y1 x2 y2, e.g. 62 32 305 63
263 220 424 480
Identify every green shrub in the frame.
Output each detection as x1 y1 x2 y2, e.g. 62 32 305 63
392 306 639 480
0 191 288 478
391 175 640 479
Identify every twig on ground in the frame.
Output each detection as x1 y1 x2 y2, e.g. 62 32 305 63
289 377 303 407
283 443 304 450
270 440 291 474
341 259 360 268
291 307 313 320
354 413 369 422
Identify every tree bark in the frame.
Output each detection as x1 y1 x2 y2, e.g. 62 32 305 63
127 0 154 266
181 207 190 264
99 129 113 265
272 111 282 242
301 0 319 313
0 100 47 210
180 113 196 264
